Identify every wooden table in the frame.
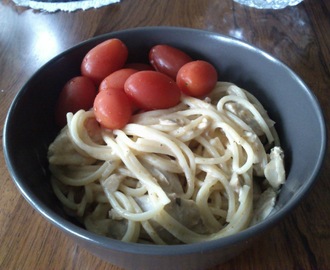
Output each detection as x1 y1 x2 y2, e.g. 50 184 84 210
1 0 329 269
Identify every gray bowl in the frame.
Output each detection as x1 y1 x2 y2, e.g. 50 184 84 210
3 27 327 270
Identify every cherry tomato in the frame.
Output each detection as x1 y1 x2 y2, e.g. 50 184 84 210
55 76 96 127
149 44 192 80
124 70 181 110
124 62 154 71
93 89 132 130
176 60 218 97
99 68 138 92
81 38 128 85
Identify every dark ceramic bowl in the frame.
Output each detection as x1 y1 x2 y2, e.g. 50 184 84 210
3 27 327 270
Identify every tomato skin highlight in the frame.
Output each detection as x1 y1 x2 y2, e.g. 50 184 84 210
99 68 138 92
81 39 128 85
55 76 97 127
124 71 181 110
176 60 218 97
93 89 132 130
149 45 192 80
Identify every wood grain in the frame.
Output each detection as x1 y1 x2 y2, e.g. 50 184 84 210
0 0 329 269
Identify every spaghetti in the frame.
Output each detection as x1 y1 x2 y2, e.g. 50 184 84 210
48 81 285 244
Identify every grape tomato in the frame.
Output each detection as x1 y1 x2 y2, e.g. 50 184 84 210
124 62 154 71
55 76 96 127
81 38 128 85
93 89 132 130
99 68 138 92
176 60 218 97
124 70 181 110
149 45 192 79
56 40 220 131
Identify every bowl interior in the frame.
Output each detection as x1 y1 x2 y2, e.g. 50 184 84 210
3 27 326 259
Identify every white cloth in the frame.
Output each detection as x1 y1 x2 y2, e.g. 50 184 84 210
233 0 303 9
12 0 120 12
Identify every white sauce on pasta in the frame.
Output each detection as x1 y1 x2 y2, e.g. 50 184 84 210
48 81 285 244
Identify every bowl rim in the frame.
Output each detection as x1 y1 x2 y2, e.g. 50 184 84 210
3 26 328 256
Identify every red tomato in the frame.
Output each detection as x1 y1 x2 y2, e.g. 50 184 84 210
99 68 138 92
124 71 181 110
55 76 96 127
176 60 218 97
93 89 132 130
149 44 192 79
81 38 128 85
124 62 154 71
